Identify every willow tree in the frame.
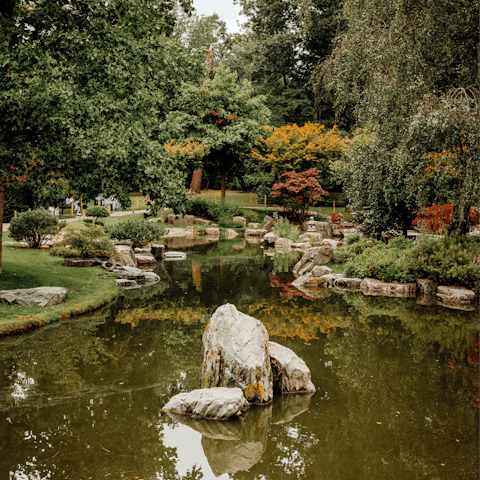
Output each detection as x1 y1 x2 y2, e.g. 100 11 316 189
320 0 479 236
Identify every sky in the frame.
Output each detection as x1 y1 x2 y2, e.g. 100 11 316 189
192 0 246 34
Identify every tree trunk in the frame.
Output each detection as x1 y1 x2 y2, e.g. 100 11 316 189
448 187 470 234
190 168 202 194
160 206 165 223
0 176 6 275
221 169 226 203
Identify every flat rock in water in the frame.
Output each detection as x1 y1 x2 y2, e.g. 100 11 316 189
201 304 273 405
333 277 363 289
134 254 156 265
162 387 249 421
61 258 102 267
436 286 476 306
269 341 316 394
0 287 68 307
360 278 417 297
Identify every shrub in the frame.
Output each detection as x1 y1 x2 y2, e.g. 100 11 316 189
345 233 361 245
272 215 302 242
399 233 480 289
104 219 167 247
412 204 480 234
333 237 382 264
8 209 66 248
330 212 344 224
185 197 247 229
271 168 328 222
240 208 260 223
85 206 110 223
344 239 414 283
51 224 115 258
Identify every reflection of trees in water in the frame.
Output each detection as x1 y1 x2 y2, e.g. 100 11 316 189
0 318 206 479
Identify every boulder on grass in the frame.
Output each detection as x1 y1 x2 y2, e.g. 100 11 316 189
162 387 249 421
0 287 68 307
269 342 316 394
201 304 273 405
61 258 102 267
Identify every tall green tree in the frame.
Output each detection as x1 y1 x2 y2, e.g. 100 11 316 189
228 0 342 126
161 65 270 200
0 0 198 274
321 0 479 236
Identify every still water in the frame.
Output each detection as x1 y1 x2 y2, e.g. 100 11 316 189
0 238 478 480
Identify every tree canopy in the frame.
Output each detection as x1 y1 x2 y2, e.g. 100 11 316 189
161 65 271 199
321 0 479 235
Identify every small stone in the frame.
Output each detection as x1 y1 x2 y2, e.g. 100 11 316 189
134 254 156 265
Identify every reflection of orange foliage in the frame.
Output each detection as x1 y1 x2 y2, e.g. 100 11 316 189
269 273 313 301
116 306 210 327
192 260 202 292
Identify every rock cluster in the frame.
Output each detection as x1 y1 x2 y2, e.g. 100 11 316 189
163 304 315 421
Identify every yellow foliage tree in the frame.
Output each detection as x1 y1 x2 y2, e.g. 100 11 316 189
248 123 347 176
163 140 210 169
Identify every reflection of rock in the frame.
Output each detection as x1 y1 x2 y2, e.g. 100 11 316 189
162 387 249 420
271 393 313 424
164 411 243 440
269 342 316 394
294 285 332 300
201 304 273 405
436 286 476 307
202 405 271 477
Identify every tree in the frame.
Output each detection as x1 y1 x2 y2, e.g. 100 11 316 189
161 65 270 200
320 0 479 235
0 0 198 274
229 0 343 126
271 168 328 222
247 122 346 190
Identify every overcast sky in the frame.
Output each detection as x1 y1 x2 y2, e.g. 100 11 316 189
192 0 246 34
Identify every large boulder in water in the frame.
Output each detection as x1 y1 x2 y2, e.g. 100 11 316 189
162 387 249 421
269 342 316 394
201 304 273 405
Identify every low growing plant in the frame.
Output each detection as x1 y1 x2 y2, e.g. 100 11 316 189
272 215 302 242
85 206 110 224
104 219 167 247
8 209 66 248
51 224 116 258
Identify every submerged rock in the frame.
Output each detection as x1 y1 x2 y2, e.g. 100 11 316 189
269 342 316 394
201 304 273 405
0 287 68 307
162 387 249 421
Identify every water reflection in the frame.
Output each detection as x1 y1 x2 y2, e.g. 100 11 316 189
0 241 478 479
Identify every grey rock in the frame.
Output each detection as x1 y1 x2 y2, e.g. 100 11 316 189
201 304 273 405
314 221 332 239
263 220 274 232
61 258 102 267
134 254 156 265
274 237 293 248
115 245 137 267
134 247 151 254
143 272 160 284
292 244 334 277
151 244 165 259
333 277 363 289
262 232 279 244
184 215 195 224
360 278 417 297
206 228 220 236
247 222 261 229
232 216 247 227
162 387 249 421
321 273 347 287
311 265 333 277
436 286 476 306
417 278 438 295
245 229 267 237
269 342 316 394
0 287 68 307
224 229 239 238
195 218 211 225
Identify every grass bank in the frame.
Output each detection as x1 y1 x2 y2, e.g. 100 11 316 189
1 233 117 336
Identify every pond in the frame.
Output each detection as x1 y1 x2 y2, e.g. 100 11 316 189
0 238 478 480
